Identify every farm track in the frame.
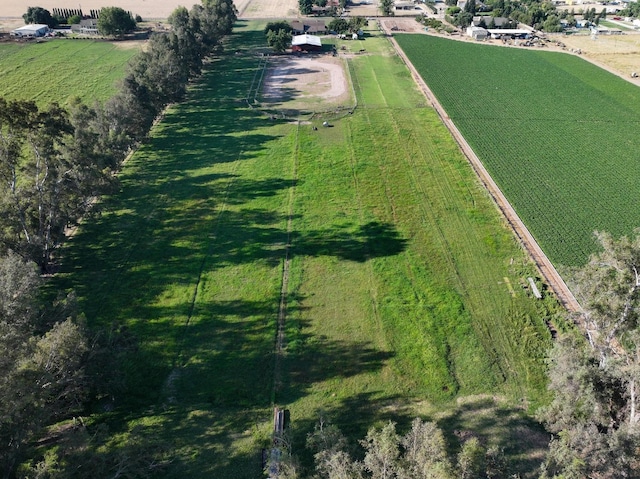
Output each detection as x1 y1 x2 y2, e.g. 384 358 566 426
383 25 582 314
272 122 299 403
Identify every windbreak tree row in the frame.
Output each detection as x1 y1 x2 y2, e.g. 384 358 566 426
0 1 236 477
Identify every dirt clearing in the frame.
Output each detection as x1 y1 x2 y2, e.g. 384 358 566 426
235 0 299 18
260 55 352 113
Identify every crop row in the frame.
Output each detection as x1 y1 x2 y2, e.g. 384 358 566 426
397 34 640 266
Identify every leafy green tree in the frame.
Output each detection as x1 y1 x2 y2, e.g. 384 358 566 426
0 99 100 272
267 29 292 53
199 0 238 45
401 418 454 479
329 18 350 33
299 0 314 15
23 6 57 27
97 6 136 37
361 421 400 479
463 0 476 14
348 16 367 32
457 437 485 479
537 230 640 478
542 15 563 32
455 11 474 27
0 252 88 478
169 6 204 76
68 14 81 24
265 20 293 35
380 0 395 16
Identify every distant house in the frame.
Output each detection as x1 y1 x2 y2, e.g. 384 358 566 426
71 19 99 35
466 25 488 40
10 24 49 38
291 34 322 52
395 1 415 10
289 19 326 35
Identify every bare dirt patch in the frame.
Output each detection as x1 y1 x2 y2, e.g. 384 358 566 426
260 54 352 113
0 1 185 20
235 0 299 18
380 17 428 33
551 32 640 83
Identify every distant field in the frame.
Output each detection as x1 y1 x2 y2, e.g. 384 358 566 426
396 34 640 267
0 39 139 105
52 23 552 477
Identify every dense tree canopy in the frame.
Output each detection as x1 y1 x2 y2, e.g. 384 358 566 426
537 231 640 478
0 0 238 475
22 6 57 27
97 7 136 37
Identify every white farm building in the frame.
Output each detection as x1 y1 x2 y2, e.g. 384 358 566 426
466 26 488 40
11 24 50 38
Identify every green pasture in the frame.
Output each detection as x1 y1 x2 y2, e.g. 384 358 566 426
0 39 139 105
51 23 553 477
396 34 640 267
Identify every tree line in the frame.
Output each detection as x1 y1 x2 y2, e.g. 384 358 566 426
444 0 608 31
0 1 236 476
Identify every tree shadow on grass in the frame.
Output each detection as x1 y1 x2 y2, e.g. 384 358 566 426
438 396 549 478
47 25 411 478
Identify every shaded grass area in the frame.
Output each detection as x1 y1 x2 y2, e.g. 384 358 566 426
395 33 640 267
49 23 553 478
0 39 139 105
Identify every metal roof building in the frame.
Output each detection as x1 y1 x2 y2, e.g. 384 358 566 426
11 24 50 38
291 34 322 52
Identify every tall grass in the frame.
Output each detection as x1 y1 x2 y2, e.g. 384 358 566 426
0 40 139 105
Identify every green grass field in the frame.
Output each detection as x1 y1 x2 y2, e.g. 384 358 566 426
0 39 139 105
50 23 554 477
395 34 640 267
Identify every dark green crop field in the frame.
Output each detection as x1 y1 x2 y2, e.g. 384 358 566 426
0 39 139 105
396 34 640 267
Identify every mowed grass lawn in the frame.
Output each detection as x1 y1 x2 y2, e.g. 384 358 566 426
396 34 640 268
0 39 139 105
53 23 552 477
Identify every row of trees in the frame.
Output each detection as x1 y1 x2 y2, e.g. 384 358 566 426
0 252 89 478
23 6 139 34
445 0 607 31
299 0 348 16
536 231 640 478
1 1 237 476
275 417 508 479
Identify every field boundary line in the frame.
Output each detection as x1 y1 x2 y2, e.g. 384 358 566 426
272 121 300 405
383 24 582 314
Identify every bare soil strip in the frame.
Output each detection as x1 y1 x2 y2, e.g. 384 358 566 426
382 23 582 313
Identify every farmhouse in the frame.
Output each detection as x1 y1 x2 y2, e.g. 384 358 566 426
289 19 326 35
10 24 50 38
291 34 322 52
71 19 99 35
